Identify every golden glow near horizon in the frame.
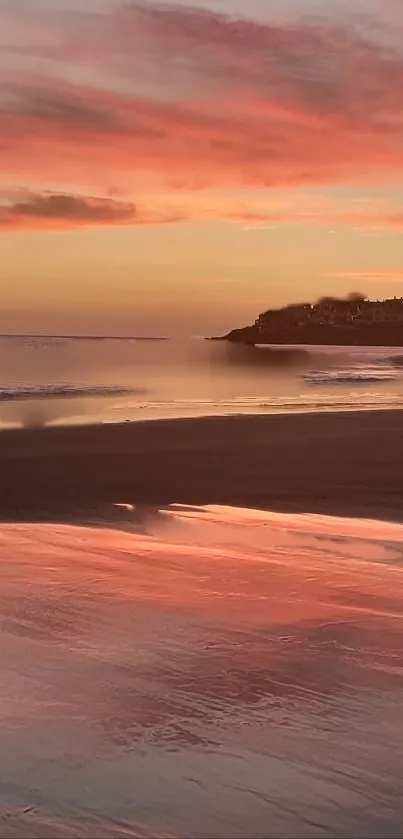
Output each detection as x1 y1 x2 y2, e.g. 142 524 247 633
2 1 403 335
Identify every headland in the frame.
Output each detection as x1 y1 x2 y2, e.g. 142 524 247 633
212 295 403 346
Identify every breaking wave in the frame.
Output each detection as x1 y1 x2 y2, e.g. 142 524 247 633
0 385 146 401
303 367 399 385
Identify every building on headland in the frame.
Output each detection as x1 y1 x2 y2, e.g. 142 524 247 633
255 296 403 334
358 298 403 324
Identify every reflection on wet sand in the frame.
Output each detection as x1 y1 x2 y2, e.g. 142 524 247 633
0 506 402 838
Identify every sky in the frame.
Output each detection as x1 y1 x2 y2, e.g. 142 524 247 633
2 0 403 335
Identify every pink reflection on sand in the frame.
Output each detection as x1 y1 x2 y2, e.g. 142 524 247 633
1 506 402 630
0 508 403 838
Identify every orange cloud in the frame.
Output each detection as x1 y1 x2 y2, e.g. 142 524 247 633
227 207 403 232
2 3 403 228
2 187 403 234
326 271 403 281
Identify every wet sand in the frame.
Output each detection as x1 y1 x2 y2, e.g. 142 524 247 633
0 507 402 838
1 411 403 837
0 409 403 522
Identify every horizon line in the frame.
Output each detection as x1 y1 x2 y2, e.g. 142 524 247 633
0 333 170 341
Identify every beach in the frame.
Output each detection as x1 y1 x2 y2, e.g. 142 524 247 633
1 409 403 523
1 410 403 838
0 504 403 837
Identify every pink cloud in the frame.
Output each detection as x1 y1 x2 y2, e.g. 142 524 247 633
228 207 403 232
2 78 403 192
2 3 403 228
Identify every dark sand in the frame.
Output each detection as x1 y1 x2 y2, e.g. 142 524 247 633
1 409 403 522
1 413 403 839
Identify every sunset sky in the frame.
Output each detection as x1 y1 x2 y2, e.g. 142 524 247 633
2 0 403 335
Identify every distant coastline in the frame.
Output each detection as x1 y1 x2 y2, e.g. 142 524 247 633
210 324 403 347
210 295 403 346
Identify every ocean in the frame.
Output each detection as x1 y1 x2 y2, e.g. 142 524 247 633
0 506 402 837
1 335 403 427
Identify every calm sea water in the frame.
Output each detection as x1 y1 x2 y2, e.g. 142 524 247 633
0 506 402 838
1 335 403 427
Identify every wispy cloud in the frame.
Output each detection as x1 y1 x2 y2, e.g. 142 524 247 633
228 206 403 232
326 270 403 281
2 187 403 233
2 2 403 229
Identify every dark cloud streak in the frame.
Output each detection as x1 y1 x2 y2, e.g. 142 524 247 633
0 191 136 229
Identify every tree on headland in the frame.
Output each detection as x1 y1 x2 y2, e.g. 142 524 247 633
316 292 367 306
346 292 367 302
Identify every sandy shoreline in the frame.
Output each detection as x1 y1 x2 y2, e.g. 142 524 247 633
0 409 402 523
1 507 402 837
0 422 403 838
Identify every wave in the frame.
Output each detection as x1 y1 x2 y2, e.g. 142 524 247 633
119 392 403 417
303 367 399 385
387 354 403 367
0 385 147 401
